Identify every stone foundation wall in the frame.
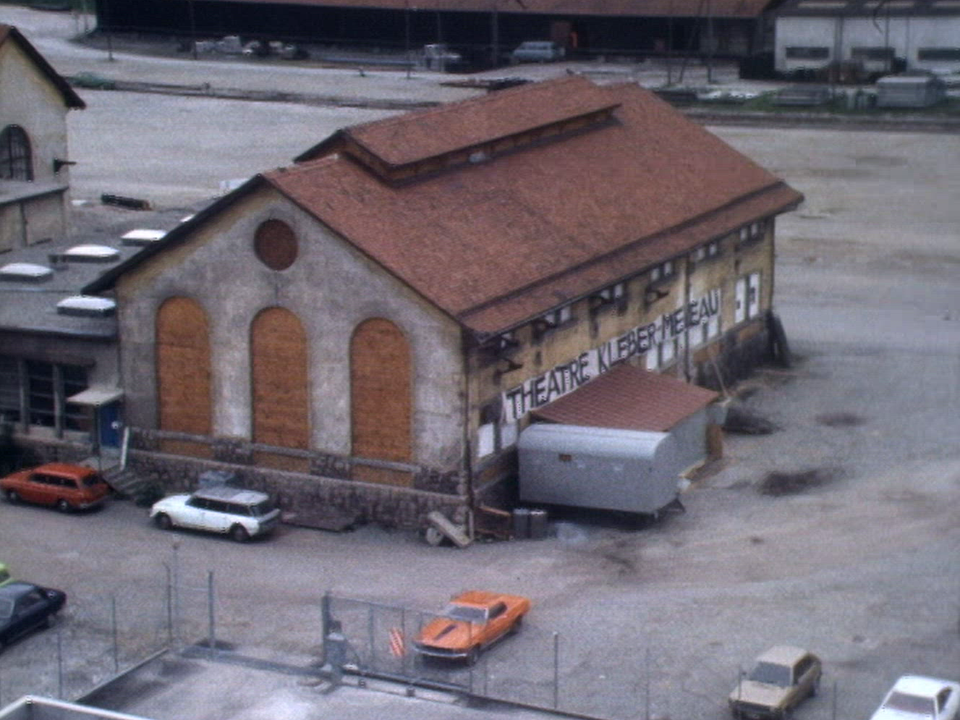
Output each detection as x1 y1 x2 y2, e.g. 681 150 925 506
128 450 468 531
696 313 776 391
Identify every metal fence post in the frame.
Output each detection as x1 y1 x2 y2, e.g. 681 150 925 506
368 604 376 672
644 646 651 720
832 679 838 720
207 570 216 657
57 627 64 698
321 592 331 665
112 596 119 672
172 543 180 645
553 631 560 709
164 562 174 645
400 607 407 678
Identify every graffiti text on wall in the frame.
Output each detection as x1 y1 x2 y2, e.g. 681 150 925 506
501 288 720 424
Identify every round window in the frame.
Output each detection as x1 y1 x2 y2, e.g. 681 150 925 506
254 219 298 271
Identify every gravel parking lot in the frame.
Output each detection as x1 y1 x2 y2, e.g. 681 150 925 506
3 5 960 720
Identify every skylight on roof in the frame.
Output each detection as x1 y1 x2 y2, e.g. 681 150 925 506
56 295 117 317
797 1 848 8
121 229 165 245
64 244 120 262
0 262 54 281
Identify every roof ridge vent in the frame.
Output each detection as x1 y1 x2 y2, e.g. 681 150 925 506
56 295 117 317
0 262 55 282
121 229 166 246
63 244 121 262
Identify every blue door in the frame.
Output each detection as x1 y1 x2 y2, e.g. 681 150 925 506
98 403 121 448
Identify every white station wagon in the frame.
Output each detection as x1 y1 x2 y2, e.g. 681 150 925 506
150 485 281 542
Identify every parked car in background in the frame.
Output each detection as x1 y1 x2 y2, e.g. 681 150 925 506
870 676 960 720
729 646 822 719
421 43 463 71
0 582 67 651
510 41 565 63
414 590 530 665
0 563 11 588
1 463 110 512
150 485 281 542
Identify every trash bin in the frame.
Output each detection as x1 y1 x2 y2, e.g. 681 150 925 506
529 508 549 539
198 470 236 488
512 507 530 539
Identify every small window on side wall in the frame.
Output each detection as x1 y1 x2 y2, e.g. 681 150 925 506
0 125 33 181
254 219 298 271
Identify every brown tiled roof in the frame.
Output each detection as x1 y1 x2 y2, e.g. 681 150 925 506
266 76 802 336
297 79 618 167
220 0 770 19
0 25 86 110
531 363 719 431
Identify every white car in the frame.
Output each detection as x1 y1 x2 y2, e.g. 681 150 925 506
870 676 960 720
150 485 280 542
510 41 565 63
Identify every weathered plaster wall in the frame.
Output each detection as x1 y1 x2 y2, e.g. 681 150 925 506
0 38 73 250
115 184 467 472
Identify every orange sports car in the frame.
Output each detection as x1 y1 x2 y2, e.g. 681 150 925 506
414 590 531 665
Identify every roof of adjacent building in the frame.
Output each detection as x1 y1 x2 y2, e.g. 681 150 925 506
192 0 771 18
530 363 719 431
0 24 86 110
89 76 802 337
777 0 960 16
0 223 181 340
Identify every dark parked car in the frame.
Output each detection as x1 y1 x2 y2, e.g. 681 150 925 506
0 582 67 650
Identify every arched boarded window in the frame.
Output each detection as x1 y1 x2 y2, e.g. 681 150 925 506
350 318 413 486
0 125 33 181
251 307 309 451
156 298 212 444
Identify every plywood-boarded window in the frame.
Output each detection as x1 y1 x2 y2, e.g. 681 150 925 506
350 318 412 486
251 307 309 449
156 297 212 435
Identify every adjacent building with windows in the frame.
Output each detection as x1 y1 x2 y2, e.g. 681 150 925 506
98 0 773 63
87 76 802 531
774 0 960 76
0 24 85 253
0 25 119 463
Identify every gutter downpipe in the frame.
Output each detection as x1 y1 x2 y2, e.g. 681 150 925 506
462 330 475 536
683 255 693 382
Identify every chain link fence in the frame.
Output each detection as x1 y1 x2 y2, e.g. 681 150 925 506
322 593 646 717
0 581 173 706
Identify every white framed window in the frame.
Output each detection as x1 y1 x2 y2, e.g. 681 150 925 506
501 422 518 449
650 261 675 282
496 331 517 351
477 423 496 459
477 420 518 461
541 304 572 328
735 273 761 323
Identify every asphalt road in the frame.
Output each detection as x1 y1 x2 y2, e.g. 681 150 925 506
3 5 960 720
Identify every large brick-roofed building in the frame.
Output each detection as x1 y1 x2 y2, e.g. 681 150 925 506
88 76 802 533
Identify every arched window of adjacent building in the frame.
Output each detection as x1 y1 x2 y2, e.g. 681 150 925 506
156 298 212 436
254 219 298 271
0 125 33 181
250 307 309 450
350 318 413 486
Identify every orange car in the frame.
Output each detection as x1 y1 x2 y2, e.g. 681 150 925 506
1 463 110 512
414 590 531 665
